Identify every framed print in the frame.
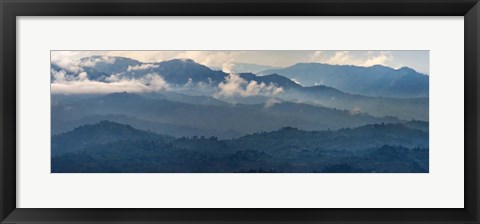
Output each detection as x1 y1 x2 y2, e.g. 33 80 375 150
1 0 479 223
49 50 430 174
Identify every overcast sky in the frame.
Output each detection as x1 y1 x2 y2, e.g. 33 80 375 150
51 50 429 74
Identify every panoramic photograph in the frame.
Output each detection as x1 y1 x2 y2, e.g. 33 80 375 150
50 50 429 173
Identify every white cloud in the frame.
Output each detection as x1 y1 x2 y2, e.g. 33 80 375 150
104 73 122 82
127 63 159 71
51 52 83 73
214 73 284 98
175 51 242 69
310 51 324 61
51 53 117 74
183 78 194 88
140 73 170 91
215 73 247 97
264 98 281 108
179 78 214 91
221 61 235 73
325 51 353 65
51 69 88 83
51 72 170 94
51 69 68 82
51 80 149 94
78 72 89 81
363 53 391 66
310 51 393 67
81 56 116 67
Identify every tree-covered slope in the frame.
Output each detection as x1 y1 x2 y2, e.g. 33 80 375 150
52 121 428 173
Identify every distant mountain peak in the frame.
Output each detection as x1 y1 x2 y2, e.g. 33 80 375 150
166 58 197 64
103 91 142 98
263 73 285 78
106 91 137 96
397 66 417 73
96 92 146 102
74 120 136 131
80 55 141 64
51 120 169 156
258 62 428 98
370 64 388 68
279 126 299 131
97 119 130 126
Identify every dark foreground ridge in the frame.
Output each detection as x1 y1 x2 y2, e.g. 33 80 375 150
51 121 429 173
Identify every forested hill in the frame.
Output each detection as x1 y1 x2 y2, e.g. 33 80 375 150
52 121 429 173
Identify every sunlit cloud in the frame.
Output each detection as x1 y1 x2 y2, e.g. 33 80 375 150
214 73 284 98
310 51 393 67
127 63 159 71
264 98 281 108
51 72 170 94
51 54 117 73
51 50 428 74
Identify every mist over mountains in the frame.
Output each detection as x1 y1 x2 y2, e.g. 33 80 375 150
51 54 429 173
51 56 428 120
53 56 428 98
52 91 410 138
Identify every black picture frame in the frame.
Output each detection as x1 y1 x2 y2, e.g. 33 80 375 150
1 0 479 223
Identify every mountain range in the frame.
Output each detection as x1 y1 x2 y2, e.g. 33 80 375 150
259 63 429 98
73 56 429 98
51 56 429 120
51 92 407 138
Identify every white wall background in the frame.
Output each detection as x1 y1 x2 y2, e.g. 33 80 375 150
17 17 464 208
